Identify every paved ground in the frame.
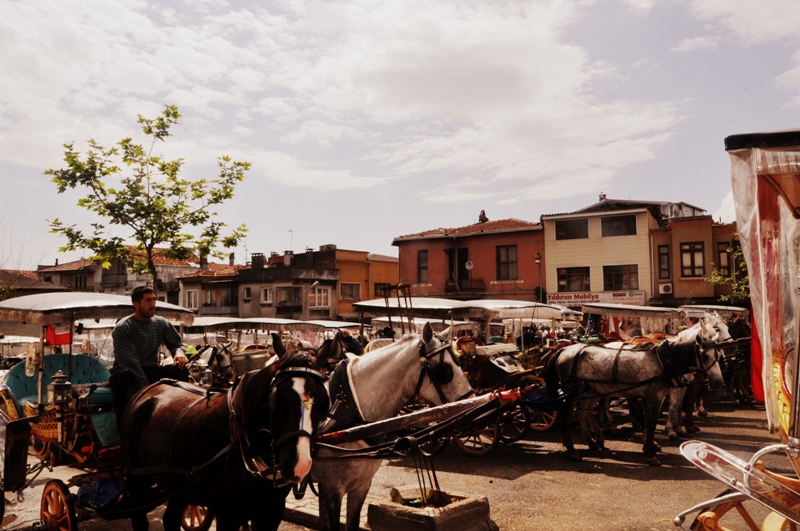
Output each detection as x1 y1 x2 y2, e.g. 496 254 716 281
1 391 786 530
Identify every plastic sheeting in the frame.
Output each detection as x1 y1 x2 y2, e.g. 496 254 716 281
729 142 800 438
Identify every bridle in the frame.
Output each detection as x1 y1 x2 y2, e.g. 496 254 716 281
414 335 474 404
228 353 328 486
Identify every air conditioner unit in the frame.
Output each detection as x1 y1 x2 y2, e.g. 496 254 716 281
658 283 673 295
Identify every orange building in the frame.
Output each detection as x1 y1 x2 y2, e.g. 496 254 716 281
392 218 545 301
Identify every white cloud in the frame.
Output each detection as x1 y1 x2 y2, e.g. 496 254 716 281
671 36 720 52
686 0 800 44
712 190 737 224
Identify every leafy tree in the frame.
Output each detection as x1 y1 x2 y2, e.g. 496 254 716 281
47 106 249 295
707 236 750 306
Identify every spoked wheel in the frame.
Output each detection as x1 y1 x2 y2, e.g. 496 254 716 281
498 403 531 444
40 479 77 531
529 409 558 432
454 424 499 456
31 437 58 465
181 503 214 531
687 489 775 531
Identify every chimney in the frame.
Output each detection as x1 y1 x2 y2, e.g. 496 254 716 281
55 258 59 266
251 253 266 269
284 250 294 267
229 252 235 266
199 255 209 270
599 192 607 201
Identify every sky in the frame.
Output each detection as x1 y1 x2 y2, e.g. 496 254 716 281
2 0 800 270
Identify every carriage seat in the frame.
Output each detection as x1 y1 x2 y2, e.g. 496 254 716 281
2 353 114 417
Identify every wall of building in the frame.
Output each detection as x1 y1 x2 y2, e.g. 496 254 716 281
543 210 652 304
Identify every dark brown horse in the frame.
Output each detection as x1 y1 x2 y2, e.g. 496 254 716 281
123 333 336 531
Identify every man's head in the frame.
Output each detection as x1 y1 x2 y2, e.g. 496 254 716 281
131 286 157 321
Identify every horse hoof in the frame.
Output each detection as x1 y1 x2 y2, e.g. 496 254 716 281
648 457 662 466
677 427 688 437
668 433 679 440
686 424 700 433
697 409 708 417
569 452 583 462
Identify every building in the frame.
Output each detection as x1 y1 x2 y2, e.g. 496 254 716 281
37 258 97 292
0 269 68 300
392 216 545 301
198 245 398 321
541 194 737 308
38 248 201 305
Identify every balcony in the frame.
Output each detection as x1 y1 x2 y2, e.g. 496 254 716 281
200 305 238 316
445 278 486 293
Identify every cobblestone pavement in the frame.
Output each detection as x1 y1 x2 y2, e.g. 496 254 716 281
1 391 782 530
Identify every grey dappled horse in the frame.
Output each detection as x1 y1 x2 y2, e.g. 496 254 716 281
311 323 474 531
546 313 728 466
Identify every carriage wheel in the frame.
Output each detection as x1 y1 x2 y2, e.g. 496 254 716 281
529 409 558 432
40 480 77 531
32 437 54 463
687 489 772 531
498 403 531 444
181 503 214 531
454 424 499 456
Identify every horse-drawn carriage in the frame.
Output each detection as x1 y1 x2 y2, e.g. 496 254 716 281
673 129 800 529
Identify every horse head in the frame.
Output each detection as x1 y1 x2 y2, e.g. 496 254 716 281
674 312 729 389
212 341 235 385
416 322 474 405
237 333 335 485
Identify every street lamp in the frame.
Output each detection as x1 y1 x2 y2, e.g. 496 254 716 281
534 252 542 302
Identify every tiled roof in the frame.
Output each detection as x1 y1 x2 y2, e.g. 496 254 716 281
0 270 69 290
37 258 97 272
393 218 540 243
179 264 243 279
127 247 199 267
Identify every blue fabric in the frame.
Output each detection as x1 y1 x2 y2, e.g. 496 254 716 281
4 354 111 411
77 475 123 508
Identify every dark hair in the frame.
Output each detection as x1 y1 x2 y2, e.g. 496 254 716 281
131 286 155 303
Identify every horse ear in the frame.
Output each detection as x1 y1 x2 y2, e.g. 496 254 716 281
271 332 286 358
423 322 433 343
314 338 334 369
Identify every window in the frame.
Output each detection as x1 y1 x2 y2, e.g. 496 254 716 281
74 275 87 290
186 290 198 310
716 242 731 277
496 245 518 280
243 287 251 300
681 242 705 277
658 245 670 280
417 250 429 283
374 283 391 298
603 265 639 290
309 286 331 308
555 219 588 240
601 215 637 237
275 287 301 314
203 290 215 306
220 286 236 307
116 260 127 276
261 287 273 304
557 267 590 292
340 283 361 301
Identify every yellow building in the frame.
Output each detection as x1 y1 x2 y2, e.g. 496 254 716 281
541 195 736 308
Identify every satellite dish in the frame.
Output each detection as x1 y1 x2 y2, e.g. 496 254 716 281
465 260 474 271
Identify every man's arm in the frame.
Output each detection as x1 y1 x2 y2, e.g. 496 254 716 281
160 318 188 368
112 325 148 387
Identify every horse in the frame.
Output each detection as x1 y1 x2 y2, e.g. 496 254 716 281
546 313 728 466
186 341 234 387
122 333 336 531
310 322 474 531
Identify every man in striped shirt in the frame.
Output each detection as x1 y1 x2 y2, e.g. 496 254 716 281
110 286 190 425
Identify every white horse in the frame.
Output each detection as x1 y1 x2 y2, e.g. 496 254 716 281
547 312 729 466
311 322 474 531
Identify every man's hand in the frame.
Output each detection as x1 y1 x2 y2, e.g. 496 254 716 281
174 353 189 369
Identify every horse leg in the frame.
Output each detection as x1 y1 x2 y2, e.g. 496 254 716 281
250 490 288 531
599 397 618 436
578 397 604 450
559 389 582 461
664 388 687 440
696 378 709 417
345 483 372 531
317 482 345 531
162 497 185 531
642 397 664 466
131 512 149 531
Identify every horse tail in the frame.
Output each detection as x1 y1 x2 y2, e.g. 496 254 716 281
544 347 564 399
